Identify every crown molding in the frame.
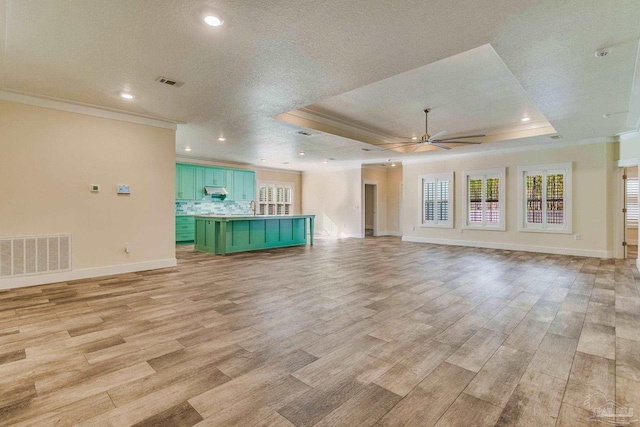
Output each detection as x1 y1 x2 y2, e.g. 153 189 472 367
0 90 179 130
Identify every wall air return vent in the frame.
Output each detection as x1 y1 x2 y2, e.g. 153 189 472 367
0 235 71 278
155 76 185 88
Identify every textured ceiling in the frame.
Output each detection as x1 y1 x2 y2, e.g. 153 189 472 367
280 44 556 154
1 0 640 171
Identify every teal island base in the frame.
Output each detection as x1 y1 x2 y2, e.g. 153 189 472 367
194 215 315 255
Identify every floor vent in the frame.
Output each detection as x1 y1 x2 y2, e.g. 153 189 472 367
0 235 71 278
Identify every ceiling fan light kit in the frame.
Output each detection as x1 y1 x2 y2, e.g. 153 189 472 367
380 108 485 152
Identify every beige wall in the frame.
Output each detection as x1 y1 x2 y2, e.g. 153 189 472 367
175 158 302 215
386 167 403 234
302 166 403 237
402 141 617 257
0 100 176 284
301 168 362 237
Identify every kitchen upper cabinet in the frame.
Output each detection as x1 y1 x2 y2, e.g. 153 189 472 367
204 167 226 187
195 167 205 199
231 170 256 201
176 164 196 200
176 164 254 201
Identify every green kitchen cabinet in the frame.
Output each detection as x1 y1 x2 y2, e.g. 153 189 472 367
225 170 235 198
231 170 256 201
176 164 196 200
213 168 226 186
175 215 195 243
203 167 226 187
176 163 254 201
195 167 205 199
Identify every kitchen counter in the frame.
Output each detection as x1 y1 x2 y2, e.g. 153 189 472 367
194 215 315 255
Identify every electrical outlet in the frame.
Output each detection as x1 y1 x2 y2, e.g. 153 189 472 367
573 234 581 240
125 243 130 253
412 226 416 231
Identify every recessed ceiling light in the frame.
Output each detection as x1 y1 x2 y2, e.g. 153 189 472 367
299 151 305 156
204 15 223 26
120 93 134 100
411 137 418 140
218 137 226 141
184 147 191 152
391 163 396 167
260 158 266 162
521 117 530 122
323 160 328 164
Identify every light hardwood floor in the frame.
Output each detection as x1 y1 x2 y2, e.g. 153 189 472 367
0 237 639 426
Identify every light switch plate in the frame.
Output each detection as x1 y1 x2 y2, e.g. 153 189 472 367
117 185 130 194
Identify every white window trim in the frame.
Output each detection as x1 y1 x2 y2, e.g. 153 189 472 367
463 168 506 231
517 162 572 234
257 180 294 216
419 172 454 228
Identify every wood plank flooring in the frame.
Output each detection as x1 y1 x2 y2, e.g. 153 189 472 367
0 237 639 426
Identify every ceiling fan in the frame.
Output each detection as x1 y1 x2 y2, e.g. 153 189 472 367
380 109 485 152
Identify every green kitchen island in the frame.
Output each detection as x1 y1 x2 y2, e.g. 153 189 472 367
194 215 315 255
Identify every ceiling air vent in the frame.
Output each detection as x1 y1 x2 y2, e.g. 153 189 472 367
155 76 185 88
296 131 313 136
550 135 563 140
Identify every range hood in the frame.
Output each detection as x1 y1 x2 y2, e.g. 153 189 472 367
204 186 228 199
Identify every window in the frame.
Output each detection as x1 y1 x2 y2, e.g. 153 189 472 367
463 168 506 230
517 162 572 233
419 173 453 228
258 181 293 216
627 177 638 227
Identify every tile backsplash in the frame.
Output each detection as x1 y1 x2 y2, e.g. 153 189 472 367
176 198 252 216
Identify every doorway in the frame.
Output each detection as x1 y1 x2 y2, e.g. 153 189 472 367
364 183 377 237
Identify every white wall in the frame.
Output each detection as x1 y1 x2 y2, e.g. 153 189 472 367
302 168 363 237
0 99 177 288
402 141 617 258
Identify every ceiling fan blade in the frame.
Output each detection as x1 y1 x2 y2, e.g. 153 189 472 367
410 144 423 153
429 142 452 150
434 134 486 142
375 141 421 146
378 144 419 151
435 141 482 145
427 130 449 141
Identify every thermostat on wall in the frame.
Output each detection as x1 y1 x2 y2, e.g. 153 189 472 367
117 185 130 194
90 184 100 193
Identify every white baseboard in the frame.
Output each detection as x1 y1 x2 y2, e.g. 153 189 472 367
345 233 365 238
0 258 177 290
401 236 612 258
377 231 402 237
636 258 640 272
